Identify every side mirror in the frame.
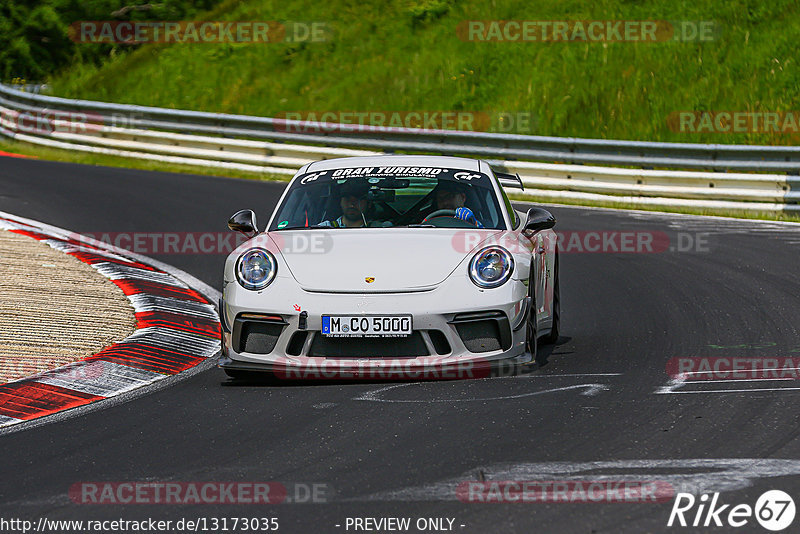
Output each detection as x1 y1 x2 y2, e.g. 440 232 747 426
524 207 556 233
228 209 258 238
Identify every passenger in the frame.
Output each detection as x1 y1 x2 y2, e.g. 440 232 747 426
321 180 372 228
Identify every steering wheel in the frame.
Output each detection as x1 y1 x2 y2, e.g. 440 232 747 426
422 209 457 223
422 208 479 227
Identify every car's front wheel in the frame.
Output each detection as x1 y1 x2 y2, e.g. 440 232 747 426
526 270 539 363
541 253 560 345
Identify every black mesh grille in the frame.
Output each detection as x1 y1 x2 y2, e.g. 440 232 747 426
455 320 503 353
238 322 284 354
309 332 429 358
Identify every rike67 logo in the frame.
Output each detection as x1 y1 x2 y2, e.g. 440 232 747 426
668 490 796 531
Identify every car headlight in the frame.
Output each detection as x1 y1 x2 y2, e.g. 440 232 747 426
235 248 277 290
469 246 514 288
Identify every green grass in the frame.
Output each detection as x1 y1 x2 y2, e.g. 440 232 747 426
7 0 800 222
45 0 800 145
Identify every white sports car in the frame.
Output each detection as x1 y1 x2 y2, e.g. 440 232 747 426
218 155 559 380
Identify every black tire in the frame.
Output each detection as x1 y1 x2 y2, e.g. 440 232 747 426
526 268 539 364
541 253 560 345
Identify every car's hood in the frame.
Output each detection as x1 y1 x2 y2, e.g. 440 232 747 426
270 229 502 292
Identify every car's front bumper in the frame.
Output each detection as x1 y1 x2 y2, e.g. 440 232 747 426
219 274 535 380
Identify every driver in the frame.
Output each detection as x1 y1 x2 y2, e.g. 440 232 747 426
320 180 372 228
433 180 484 228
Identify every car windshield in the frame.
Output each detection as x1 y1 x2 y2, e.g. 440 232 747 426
269 166 506 230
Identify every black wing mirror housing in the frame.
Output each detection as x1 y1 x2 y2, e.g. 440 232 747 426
228 209 258 238
524 207 556 233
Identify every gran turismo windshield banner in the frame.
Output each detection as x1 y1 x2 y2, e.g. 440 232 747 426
294 166 491 186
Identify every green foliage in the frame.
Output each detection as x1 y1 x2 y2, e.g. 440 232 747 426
0 0 224 81
5 0 800 144
406 0 452 28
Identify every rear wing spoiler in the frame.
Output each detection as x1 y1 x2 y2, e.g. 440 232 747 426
494 171 524 191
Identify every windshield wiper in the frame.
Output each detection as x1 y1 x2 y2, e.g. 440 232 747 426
406 224 436 228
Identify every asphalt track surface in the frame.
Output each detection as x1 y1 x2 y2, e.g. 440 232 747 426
2 157 800 533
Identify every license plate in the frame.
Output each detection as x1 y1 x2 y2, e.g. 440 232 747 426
321 315 412 337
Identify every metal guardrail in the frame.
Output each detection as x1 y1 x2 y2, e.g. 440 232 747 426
0 82 797 213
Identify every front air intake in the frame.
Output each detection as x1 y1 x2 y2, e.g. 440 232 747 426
233 314 287 354
450 311 511 353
